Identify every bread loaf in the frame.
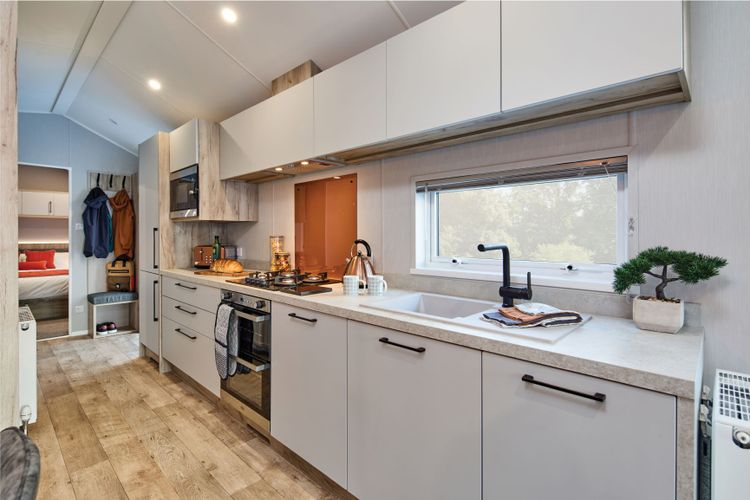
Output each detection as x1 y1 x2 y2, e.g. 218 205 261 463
210 259 243 274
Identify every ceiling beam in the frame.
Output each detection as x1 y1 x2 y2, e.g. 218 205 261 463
52 1 132 115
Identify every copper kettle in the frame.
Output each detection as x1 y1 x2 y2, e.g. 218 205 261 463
343 239 375 287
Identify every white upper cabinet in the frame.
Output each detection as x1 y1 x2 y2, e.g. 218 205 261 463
137 134 159 272
169 119 199 172
19 191 69 217
220 79 314 179
502 1 685 111
314 43 387 156
386 1 501 139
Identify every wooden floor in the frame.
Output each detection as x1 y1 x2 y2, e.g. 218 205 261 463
36 318 69 340
31 334 339 500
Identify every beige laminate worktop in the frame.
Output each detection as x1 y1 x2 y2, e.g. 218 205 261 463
161 268 703 400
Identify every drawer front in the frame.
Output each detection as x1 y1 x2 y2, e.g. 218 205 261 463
161 317 220 396
162 276 220 313
162 295 216 338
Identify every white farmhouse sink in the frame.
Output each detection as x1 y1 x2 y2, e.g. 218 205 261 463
362 292 499 320
361 292 587 343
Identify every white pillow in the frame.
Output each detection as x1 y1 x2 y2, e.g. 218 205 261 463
18 253 27 262
54 252 69 270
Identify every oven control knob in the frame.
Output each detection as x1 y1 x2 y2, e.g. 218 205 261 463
222 291 232 300
255 300 265 309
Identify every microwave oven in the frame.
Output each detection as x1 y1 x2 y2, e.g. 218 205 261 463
170 165 199 219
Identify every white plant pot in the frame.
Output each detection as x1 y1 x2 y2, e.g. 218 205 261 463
632 297 685 334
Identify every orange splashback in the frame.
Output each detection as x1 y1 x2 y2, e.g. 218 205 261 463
295 174 357 279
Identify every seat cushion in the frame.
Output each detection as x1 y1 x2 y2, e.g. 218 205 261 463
87 291 138 305
0 427 40 500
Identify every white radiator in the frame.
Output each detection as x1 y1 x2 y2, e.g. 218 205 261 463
18 306 37 426
712 369 750 499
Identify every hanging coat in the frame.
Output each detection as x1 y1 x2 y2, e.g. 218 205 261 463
110 189 135 259
82 187 113 258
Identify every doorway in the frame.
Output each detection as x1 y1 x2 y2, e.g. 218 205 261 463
18 164 71 340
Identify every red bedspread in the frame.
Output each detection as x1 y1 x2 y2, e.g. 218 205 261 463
19 269 69 278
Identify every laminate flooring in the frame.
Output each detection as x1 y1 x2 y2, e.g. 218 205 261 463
31 334 339 500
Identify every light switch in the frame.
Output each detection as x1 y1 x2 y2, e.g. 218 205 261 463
74 305 84 314
75 223 84 231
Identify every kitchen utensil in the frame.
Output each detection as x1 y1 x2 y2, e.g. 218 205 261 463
367 275 388 296
343 275 360 296
342 239 375 287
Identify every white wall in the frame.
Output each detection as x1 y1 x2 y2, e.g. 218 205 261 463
230 2 750 379
18 112 138 333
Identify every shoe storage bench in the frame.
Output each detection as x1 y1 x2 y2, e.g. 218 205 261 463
87 291 139 338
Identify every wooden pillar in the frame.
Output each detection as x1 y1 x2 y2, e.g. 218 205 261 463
0 0 19 428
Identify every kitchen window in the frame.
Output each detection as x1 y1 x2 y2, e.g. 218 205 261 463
414 156 628 291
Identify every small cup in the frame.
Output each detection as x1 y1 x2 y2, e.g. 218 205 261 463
367 275 388 296
343 275 360 296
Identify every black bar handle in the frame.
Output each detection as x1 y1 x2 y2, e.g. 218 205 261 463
175 305 197 315
288 312 317 323
175 282 197 290
153 227 159 269
175 328 197 340
522 374 606 403
379 337 426 353
152 280 159 322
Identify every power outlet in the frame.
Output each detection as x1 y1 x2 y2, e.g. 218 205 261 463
74 305 84 314
74 223 83 231
236 247 243 258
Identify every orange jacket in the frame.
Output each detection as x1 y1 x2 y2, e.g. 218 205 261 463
109 189 135 259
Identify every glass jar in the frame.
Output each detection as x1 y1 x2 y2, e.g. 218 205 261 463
270 235 285 255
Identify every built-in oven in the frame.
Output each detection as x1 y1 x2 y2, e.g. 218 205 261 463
170 164 199 219
220 290 271 427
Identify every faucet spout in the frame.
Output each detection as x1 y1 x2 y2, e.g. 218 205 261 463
477 243 533 307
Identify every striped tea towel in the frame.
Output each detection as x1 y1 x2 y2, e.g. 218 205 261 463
214 303 238 379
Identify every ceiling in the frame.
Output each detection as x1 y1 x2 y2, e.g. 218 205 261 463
18 1 459 154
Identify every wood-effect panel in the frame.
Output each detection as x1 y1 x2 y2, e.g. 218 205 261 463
0 0 18 429
30 334 342 500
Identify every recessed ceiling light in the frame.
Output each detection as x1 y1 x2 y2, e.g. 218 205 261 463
274 167 283 172
300 160 309 166
147 79 161 91
221 7 238 24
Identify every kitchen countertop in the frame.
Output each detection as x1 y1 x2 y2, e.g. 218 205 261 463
161 268 703 399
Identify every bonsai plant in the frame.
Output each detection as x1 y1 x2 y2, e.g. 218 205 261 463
613 247 727 333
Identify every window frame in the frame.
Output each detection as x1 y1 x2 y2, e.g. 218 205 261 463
412 156 629 293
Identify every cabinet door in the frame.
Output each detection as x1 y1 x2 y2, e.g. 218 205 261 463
138 272 159 355
271 304 348 487
138 135 160 272
220 79 314 179
50 192 68 217
348 322 481 500
482 352 675 500
20 191 53 216
169 119 199 172
161 317 220 396
386 1 501 139
314 43 386 155
502 1 684 111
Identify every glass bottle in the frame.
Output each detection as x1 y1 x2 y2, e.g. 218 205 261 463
212 235 221 260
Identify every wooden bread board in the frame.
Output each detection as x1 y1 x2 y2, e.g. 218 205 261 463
193 270 251 277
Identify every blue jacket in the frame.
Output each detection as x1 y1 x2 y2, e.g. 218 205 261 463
82 187 113 258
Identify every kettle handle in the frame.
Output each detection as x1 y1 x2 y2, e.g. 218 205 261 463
354 239 372 257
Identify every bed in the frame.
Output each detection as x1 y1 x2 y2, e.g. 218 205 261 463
18 244 69 321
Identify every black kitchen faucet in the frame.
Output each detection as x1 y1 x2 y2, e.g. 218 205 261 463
477 243 533 307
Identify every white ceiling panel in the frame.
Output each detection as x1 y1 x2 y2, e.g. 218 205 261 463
17 1 101 111
394 1 461 28
100 1 268 123
170 1 454 85
67 58 189 153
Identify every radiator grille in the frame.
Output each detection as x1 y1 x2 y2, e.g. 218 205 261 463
18 306 34 323
717 370 750 423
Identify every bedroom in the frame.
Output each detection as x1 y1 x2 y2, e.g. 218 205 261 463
17 165 70 340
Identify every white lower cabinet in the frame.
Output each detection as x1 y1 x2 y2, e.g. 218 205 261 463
347 322 481 500
161 317 220 396
271 304 348 487
482 352 676 500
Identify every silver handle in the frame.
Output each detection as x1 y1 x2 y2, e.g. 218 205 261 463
235 357 270 372
234 310 269 323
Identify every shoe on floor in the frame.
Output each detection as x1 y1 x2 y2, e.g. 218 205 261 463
107 322 118 334
96 323 109 334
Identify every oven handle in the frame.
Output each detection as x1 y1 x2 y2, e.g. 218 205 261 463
233 309 269 323
235 357 270 373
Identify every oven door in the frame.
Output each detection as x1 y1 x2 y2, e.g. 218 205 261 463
221 303 271 420
170 165 199 219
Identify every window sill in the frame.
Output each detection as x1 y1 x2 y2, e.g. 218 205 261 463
409 266 615 293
